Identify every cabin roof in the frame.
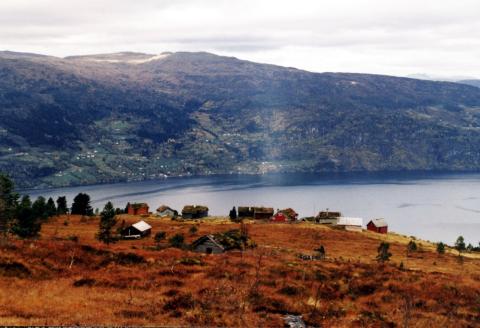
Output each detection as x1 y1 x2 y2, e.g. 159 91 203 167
182 205 209 214
192 234 225 250
253 207 274 214
128 202 149 209
131 220 152 232
368 218 388 228
157 205 175 212
337 217 363 227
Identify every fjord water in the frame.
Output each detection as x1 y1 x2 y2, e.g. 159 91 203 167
28 172 480 245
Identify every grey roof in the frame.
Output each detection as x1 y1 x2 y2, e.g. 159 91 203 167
192 234 225 250
369 218 388 228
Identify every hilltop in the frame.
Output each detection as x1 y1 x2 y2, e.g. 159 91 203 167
2 51 480 188
0 214 479 326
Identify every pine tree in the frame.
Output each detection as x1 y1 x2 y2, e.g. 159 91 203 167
436 242 446 255
97 201 117 244
12 195 41 238
71 193 93 216
229 206 237 221
45 197 57 218
455 236 466 253
32 196 48 221
0 173 18 240
407 240 417 256
56 196 68 215
377 242 392 263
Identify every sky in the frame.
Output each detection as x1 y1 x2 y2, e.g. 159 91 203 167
1 0 479 78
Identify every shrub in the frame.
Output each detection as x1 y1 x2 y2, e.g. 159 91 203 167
278 285 302 296
163 292 195 311
154 231 166 244
377 242 392 263
189 225 198 235
437 242 446 254
67 235 79 242
315 245 326 259
169 233 185 248
407 240 417 255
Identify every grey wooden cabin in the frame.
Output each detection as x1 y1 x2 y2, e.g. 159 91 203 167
191 235 225 254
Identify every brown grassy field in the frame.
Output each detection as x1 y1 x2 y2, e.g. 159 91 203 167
0 214 479 327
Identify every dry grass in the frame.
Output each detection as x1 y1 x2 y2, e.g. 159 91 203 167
0 215 479 326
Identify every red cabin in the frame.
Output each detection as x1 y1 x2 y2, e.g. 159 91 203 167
271 212 289 222
126 202 149 215
367 218 388 234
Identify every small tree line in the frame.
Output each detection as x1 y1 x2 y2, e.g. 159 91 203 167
0 173 128 239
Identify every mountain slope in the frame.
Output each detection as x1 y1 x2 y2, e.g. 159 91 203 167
458 79 480 88
2 51 480 188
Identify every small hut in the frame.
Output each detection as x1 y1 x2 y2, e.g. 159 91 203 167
121 220 152 239
335 217 363 232
252 207 274 220
182 205 209 219
156 205 178 218
126 202 149 215
192 235 225 254
367 218 388 234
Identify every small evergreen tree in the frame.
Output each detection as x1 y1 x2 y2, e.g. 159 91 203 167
32 196 48 221
467 243 473 252
189 225 198 235
97 201 117 244
45 197 57 218
436 242 445 255
56 196 68 215
407 240 417 256
455 236 466 253
229 206 237 221
169 233 185 248
377 242 392 263
71 193 93 216
12 195 41 238
0 173 18 240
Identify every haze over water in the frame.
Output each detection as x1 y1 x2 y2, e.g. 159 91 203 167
28 172 480 245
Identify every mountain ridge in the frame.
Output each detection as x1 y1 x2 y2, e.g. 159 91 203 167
2 50 480 188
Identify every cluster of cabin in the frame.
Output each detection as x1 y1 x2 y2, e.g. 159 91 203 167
125 202 209 220
311 211 388 234
120 202 389 249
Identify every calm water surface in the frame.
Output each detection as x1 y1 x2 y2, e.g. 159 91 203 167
27 172 480 245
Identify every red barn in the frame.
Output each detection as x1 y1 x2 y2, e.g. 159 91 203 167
126 202 149 215
271 212 289 222
367 218 388 234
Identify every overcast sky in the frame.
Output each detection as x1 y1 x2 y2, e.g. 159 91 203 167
1 0 479 77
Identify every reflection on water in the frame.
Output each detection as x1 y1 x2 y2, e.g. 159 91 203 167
27 171 480 244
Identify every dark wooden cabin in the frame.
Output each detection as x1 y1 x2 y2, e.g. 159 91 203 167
121 220 152 239
252 207 274 220
182 205 209 219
